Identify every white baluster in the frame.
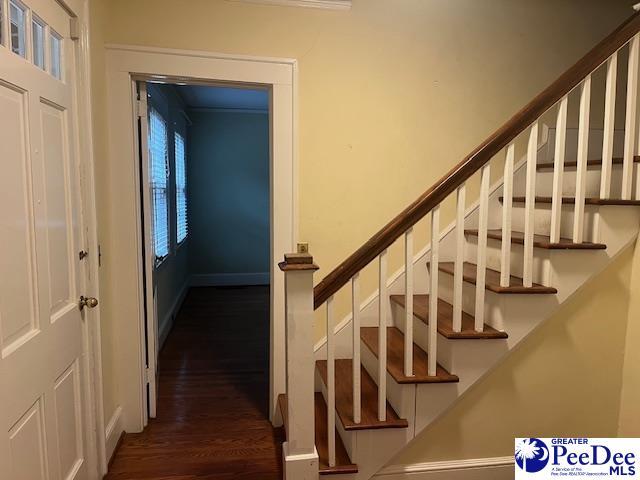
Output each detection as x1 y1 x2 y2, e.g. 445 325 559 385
378 250 388 421
523 122 539 288
475 165 490 332
600 54 617 200
351 274 361 425
453 185 466 332
550 96 568 244
500 144 515 287
623 34 639 200
573 76 592 243
404 229 414 377
428 206 440 376
327 296 336 468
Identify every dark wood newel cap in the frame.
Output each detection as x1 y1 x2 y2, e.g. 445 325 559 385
279 253 319 272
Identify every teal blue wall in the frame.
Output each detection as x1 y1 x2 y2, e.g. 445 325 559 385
188 110 270 281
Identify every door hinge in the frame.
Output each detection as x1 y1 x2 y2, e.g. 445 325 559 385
70 17 80 41
144 367 150 384
136 100 144 118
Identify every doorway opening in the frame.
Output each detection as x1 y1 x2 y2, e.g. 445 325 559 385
106 80 284 478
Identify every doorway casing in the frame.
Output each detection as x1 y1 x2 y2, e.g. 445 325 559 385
104 44 297 433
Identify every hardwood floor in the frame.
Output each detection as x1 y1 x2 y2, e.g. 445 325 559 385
105 286 284 480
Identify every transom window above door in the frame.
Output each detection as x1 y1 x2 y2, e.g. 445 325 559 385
0 0 64 80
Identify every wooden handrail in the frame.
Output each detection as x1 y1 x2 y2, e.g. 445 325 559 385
313 11 640 310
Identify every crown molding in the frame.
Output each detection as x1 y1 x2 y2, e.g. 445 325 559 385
227 0 351 10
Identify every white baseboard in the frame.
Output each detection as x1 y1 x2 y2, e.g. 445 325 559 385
104 406 123 464
158 281 190 349
190 272 270 287
374 457 514 480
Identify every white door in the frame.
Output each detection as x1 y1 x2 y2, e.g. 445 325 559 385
0 0 91 479
137 82 159 419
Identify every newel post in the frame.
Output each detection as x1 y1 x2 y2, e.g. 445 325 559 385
279 252 320 480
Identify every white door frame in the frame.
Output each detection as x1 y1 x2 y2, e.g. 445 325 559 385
104 44 298 433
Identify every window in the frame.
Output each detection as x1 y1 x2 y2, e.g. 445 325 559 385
149 108 170 262
50 30 61 79
32 16 45 69
175 132 188 244
9 1 26 58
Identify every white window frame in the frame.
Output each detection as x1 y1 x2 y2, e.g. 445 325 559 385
175 131 188 246
148 106 171 265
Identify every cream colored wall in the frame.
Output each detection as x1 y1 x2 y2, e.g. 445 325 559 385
89 0 639 462
98 0 632 340
619 241 640 437
394 247 634 463
89 0 119 427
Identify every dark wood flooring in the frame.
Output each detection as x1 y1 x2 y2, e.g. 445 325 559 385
105 286 284 480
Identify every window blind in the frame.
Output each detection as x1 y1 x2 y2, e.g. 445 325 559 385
149 108 170 261
175 132 188 244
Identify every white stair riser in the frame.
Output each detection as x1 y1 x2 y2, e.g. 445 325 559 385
429 269 511 328
465 235 552 285
316 366 411 480
509 203 599 240
535 166 626 198
360 340 416 435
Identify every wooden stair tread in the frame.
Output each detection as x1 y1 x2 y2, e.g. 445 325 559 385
536 155 640 170
278 394 358 475
434 261 558 294
465 229 606 250
390 295 508 339
502 196 640 206
360 326 459 383
316 359 408 430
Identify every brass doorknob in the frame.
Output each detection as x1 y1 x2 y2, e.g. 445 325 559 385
79 296 99 311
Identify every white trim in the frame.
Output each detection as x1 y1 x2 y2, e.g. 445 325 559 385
104 406 124 465
67 1 104 477
227 0 351 10
105 44 296 432
374 457 514 479
191 272 271 287
158 281 190 349
106 43 297 66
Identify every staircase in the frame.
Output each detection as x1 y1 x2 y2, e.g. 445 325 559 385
277 11 640 480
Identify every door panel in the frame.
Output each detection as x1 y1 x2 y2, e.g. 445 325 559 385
0 81 38 356
40 100 75 316
54 361 82 480
8 399 48 480
0 0 89 478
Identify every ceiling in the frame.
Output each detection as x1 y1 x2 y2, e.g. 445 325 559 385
175 85 269 111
